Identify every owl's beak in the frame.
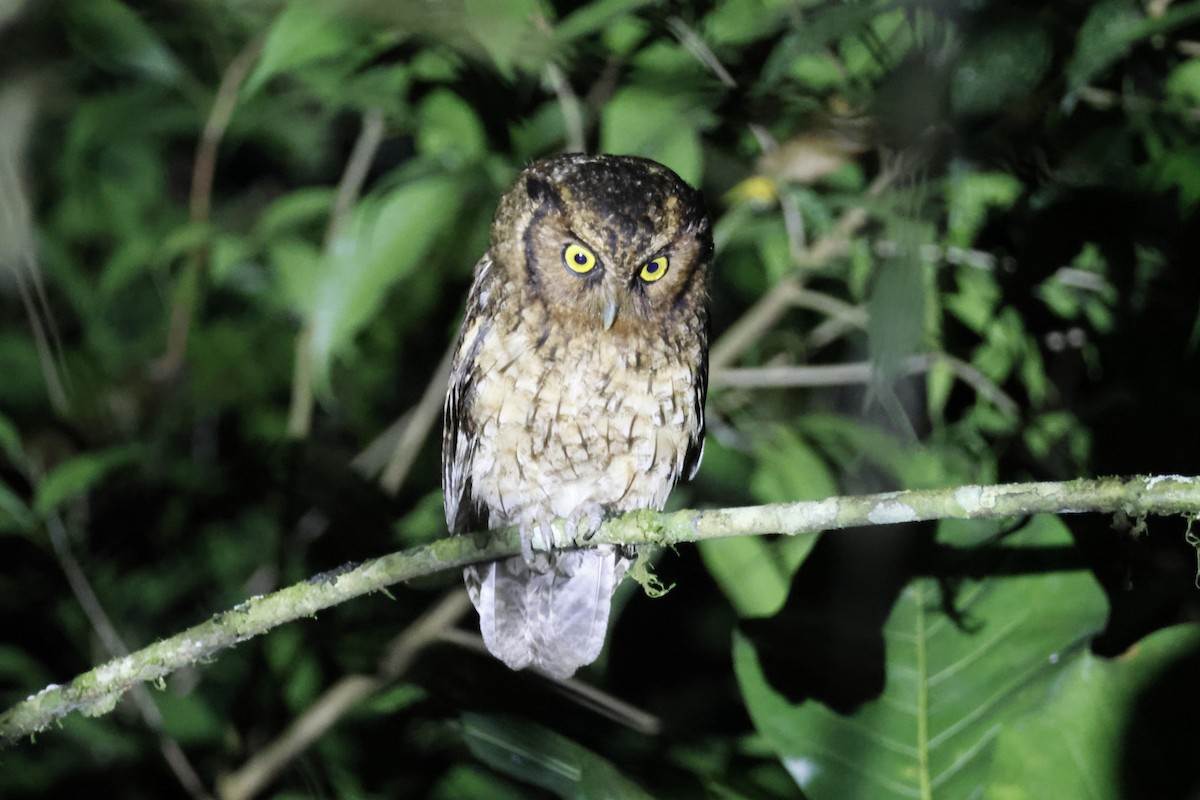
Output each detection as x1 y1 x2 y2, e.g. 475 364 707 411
602 299 619 330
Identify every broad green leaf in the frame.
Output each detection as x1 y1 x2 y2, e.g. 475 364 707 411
462 713 653 799
1067 0 1200 97
0 481 35 535
33 445 142 518
699 536 794 618
799 414 954 488
244 3 359 98
556 0 656 42
432 764 531 800
785 53 846 90
985 624 1200 799
306 174 462 393
416 89 488 167
599 86 709 185
946 172 1023 248
736 515 1108 799
1143 147 1200 212
60 0 184 84
749 427 837 506
1065 0 1143 93
0 411 24 468
868 242 925 384
156 690 224 745
0 644 49 687
701 429 834 617
1165 59 1200 105
254 188 336 242
460 0 554 78
701 0 790 47
839 9 910 83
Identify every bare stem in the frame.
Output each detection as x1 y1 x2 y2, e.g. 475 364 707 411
287 109 387 439
155 37 262 380
216 591 471 800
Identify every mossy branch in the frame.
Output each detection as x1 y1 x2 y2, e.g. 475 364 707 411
3 474 1198 746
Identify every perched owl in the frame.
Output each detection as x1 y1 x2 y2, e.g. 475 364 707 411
442 154 712 679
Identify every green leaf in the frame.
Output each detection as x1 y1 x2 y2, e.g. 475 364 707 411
946 171 1023 248
305 174 463 394
33 445 143 518
156 690 224 745
1166 58 1200 105
461 713 653 799
698 536 794 618
735 515 1108 798
0 411 25 468
749 427 837 505
60 0 184 84
985 624 1200 799
599 86 710 185
244 2 359 98
460 0 554 78
1065 0 1143 93
432 764 531 800
1143 147 1200 212
0 644 49 687
1066 0 1200 99
254 188 336 242
701 0 790 47
700 428 834 617
0 480 35 536
556 0 656 42
416 89 488 167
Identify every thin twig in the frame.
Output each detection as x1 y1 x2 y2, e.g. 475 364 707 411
287 108 387 439
325 109 386 248
44 512 213 800
379 341 456 494
216 590 471 800
1 79 70 411
5 475 1200 746
709 168 897 372
713 353 1019 417
437 629 662 735
155 37 263 380
545 62 587 154
667 16 737 88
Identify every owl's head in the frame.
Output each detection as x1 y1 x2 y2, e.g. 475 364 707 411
491 154 712 334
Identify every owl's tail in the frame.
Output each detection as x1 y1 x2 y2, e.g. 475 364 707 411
464 546 629 680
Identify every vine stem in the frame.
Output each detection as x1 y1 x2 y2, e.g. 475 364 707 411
2 474 1197 746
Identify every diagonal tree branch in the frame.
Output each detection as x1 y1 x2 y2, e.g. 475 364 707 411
3 474 1199 746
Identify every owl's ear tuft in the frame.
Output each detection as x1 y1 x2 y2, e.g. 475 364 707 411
526 176 561 207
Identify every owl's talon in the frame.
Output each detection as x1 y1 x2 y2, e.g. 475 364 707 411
519 520 556 572
566 503 607 544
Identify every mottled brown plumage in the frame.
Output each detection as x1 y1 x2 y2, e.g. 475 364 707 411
442 154 712 678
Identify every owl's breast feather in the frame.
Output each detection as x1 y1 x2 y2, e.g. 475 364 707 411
467 324 698 524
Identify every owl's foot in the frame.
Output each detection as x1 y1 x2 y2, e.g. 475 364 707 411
520 520 558 572
518 504 610 572
565 503 607 543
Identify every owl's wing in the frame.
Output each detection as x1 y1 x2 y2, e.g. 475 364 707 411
443 255 495 534
682 317 709 482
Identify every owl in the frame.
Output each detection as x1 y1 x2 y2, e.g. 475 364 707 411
442 154 712 679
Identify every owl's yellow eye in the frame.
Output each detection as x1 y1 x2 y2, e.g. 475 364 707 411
563 243 598 275
639 256 669 283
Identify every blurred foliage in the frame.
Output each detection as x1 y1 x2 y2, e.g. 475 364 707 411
1 0 1200 798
